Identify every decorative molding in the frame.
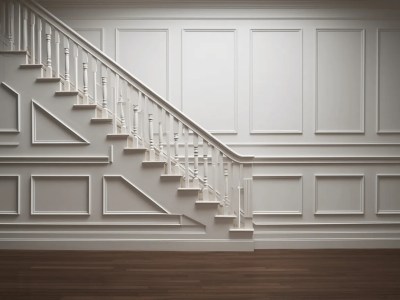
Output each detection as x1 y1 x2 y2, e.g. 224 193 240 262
315 28 365 134
376 28 400 134
314 174 364 215
181 29 238 134
376 174 400 215
253 175 303 215
254 221 400 226
31 100 90 144
31 175 91 215
252 156 400 164
0 175 20 215
249 29 303 134
73 27 105 51
103 175 170 215
0 82 20 133
227 142 400 147
0 142 19 147
0 156 110 164
115 28 169 99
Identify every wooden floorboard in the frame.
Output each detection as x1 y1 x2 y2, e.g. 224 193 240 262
0 249 399 299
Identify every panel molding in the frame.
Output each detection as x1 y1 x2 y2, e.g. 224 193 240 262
249 29 303 134
115 28 169 99
103 175 170 215
74 27 105 51
315 28 365 134
376 28 400 134
314 174 365 215
31 100 90 144
0 175 20 215
253 174 303 215
376 174 400 214
181 28 238 134
31 175 91 215
0 82 20 133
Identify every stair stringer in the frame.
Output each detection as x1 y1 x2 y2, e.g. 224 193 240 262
0 52 254 250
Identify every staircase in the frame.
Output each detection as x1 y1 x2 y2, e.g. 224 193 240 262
0 0 254 250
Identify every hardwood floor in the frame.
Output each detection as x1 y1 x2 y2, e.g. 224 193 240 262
0 249 399 299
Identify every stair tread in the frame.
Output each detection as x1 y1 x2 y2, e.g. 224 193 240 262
107 133 130 139
36 77 61 82
55 91 79 96
195 200 219 204
0 50 27 54
91 118 113 123
20 64 43 69
215 214 236 218
73 104 97 109
229 228 254 232
178 187 201 191
124 148 147 152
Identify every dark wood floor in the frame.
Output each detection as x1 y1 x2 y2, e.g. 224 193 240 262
0 249 400 300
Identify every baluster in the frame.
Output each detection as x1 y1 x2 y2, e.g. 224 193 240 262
165 112 172 174
174 131 180 174
15 2 21 51
148 113 155 161
1 2 5 41
132 104 140 147
22 7 27 52
92 56 97 103
126 83 132 134
101 72 108 118
54 30 60 77
119 89 127 134
158 107 164 153
193 133 199 188
64 37 70 91
82 51 88 103
202 142 209 201
44 25 52 77
37 18 42 65
113 74 119 133
8 1 14 51
30 12 35 63
211 146 219 202
223 165 230 215
73 43 78 91
183 126 190 188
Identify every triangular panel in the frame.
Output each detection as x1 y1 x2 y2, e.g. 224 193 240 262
103 175 170 214
0 82 20 133
32 100 89 144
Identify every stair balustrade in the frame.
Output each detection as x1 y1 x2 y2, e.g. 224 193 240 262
0 0 255 231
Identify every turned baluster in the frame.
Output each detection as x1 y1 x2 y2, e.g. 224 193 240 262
112 74 119 134
8 1 14 51
132 104 140 147
183 126 190 188
193 134 199 188
82 52 89 103
119 91 127 134
22 8 27 53
64 38 70 91
174 132 180 174
164 112 172 174
148 113 155 161
30 12 35 63
54 30 60 77
92 57 97 103
211 146 219 201
15 2 21 51
202 142 209 201
158 108 164 153
223 166 230 215
44 25 52 77
73 44 78 91
37 18 42 65
101 74 108 118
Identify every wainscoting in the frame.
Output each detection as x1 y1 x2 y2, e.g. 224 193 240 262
0 249 400 299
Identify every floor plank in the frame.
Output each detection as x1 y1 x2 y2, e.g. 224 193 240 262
0 249 399 299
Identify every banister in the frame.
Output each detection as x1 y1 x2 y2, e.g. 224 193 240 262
23 0 254 164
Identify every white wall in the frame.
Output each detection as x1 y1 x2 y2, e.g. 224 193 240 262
3 1 398 248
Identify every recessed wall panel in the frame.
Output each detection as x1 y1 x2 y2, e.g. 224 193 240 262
31 175 90 215
316 29 364 133
253 175 302 215
0 175 19 214
116 29 168 98
74 28 103 50
377 175 400 214
250 30 302 133
315 175 364 214
377 29 400 133
182 29 237 133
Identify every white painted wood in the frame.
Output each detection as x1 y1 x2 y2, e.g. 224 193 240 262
250 29 302 134
45 26 52 77
376 175 400 214
193 133 199 188
37 18 42 64
8 1 14 50
82 51 89 103
30 11 35 63
63 37 71 90
101 74 108 118
54 30 60 77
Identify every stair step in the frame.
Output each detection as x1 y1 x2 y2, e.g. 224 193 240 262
178 187 201 193
0 50 27 55
107 133 130 140
160 174 182 181
20 64 43 69
55 91 79 96
36 77 61 83
142 161 166 168
215 214 236 219
73 104 97 110
195 200 219 206
91 118 113 123
124 148 147 154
